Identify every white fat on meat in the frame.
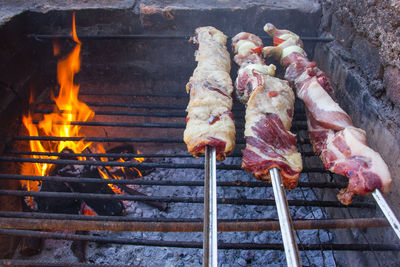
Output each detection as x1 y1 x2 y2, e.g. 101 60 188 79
298 77 352 130
325 127 391 194
184 26 235 161
245 75 295 133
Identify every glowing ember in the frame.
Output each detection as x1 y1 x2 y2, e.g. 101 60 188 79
81 202 98 216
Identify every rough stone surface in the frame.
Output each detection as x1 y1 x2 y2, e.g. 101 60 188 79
330 15 355 49
351 35 383 79
0 0 137 25
321 0 400 69
316 2 400 265
384 66 400 106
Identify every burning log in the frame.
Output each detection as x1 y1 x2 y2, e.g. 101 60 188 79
92 145 168 211
106 144 154 178
41 148 125 217
20 235 43 257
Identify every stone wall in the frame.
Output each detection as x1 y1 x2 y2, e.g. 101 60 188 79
320 0 400 108
315 1 400 266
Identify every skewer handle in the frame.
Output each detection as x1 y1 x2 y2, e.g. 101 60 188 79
203 146 218 267
270 168 302 267
372 189 400 240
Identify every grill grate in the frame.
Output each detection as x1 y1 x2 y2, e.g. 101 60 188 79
0 35 398 266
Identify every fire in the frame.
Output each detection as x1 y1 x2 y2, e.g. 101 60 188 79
22 13 92 182
21 13 139 208
98 168 123 195
96 145 144 193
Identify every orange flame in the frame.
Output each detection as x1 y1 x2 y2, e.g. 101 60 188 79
98 168 124 195
21 13 93 200
21 13 143 208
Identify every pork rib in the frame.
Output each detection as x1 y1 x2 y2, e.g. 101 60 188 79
263 23 392 204
232 32 302 189
184 26 235 161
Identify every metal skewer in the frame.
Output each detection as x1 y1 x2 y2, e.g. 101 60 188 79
270 168 302 267
204 146 218 267
372 189 400 240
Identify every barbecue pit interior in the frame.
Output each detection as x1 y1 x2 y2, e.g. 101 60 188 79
0 1 399 266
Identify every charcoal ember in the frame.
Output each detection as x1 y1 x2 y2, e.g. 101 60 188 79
59 167 125 216
35 148 125 216
106 143 137 161
36 180 80 214
67 179 125 216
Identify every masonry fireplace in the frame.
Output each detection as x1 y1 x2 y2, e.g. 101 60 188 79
0 1 399 266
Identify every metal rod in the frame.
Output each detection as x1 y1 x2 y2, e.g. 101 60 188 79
0 189 375 208
34 109 187 118
13 136 184 143
0 156 322 171
0 211 391 229
40 101 187 110
0 259 133 267
0 156 234 169
0 229 398 251
7 149 315 158
27 34 334 42
79 91 188 97
372 189 400 240
204 146 218 267
10 136 242 145
26 119 306 131
7 151 195 158
36 102 305 114
270 168 301 267
0 217 390 233
31 120 186 129
27 34 194 40
0 156 330 173
0 173 348 188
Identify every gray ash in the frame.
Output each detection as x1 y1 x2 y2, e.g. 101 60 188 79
15 148 336 266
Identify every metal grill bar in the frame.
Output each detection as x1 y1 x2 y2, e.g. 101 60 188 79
0 156 323 171
27 34 334 42
6 149 316 158
0 211 388 228
0 190 374 208
0 259 131 267
6 149 317 158
34 109 187 118
26 120 306 130
0 174 347 189
0 260 130 267
31 120 187 129
0 229 398 251
37 101 305 113
13 136 184 143
0 217 390 232
41 101 186 110
12 136 312 144
79 92 188 97
32 109 307 120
